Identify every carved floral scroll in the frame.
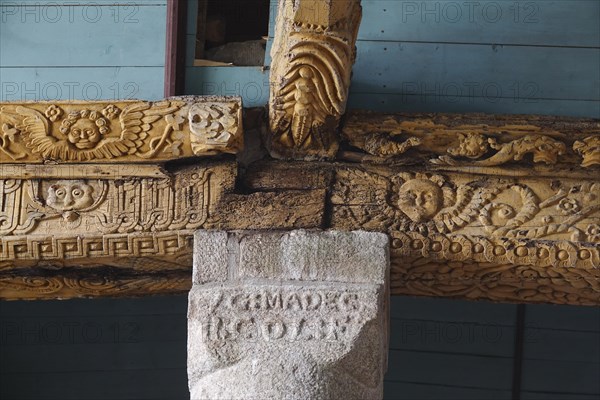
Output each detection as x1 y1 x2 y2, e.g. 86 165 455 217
331 166 600 305
342 111 600 168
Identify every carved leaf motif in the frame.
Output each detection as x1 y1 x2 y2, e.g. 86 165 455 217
432 135 567 166
574 136 600 167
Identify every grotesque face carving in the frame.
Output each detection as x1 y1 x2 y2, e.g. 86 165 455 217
67 119 102 149
47 180 94 212
397 179 443 222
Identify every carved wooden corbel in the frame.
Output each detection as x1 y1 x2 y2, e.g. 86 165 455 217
268 0 362 159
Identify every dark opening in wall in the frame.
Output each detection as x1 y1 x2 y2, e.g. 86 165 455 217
195 0 271 67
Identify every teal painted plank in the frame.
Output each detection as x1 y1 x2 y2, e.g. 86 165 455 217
268 1 600 47
525 304 600 332
387 349 514 390
184 65 270 107
0 4 166 67
351 42 600 101
0 295 187 317
0 369 188 400
359 0 600 47
384 381 511 400
390 297 517 325
389 318 516 357
521 392 600 400
0 66 164 101
521 359 600 394
523 329 600 363
347 93 600 118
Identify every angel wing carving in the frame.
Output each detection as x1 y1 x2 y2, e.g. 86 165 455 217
3 102 180 161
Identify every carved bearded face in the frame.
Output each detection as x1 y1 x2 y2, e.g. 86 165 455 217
47 181 94 212
67 119 102 149
397 179 443 222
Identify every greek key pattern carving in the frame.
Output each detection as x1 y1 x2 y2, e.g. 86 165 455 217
0 97 242 163
0 232 193 266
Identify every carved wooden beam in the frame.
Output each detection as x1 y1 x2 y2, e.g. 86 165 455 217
0 97 243 163
268 0 362 159
1 109 599 306
341 111 600 170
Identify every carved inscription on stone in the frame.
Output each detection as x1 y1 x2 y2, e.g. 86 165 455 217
188 230 389 400
192 287 375 343
0 97 242 163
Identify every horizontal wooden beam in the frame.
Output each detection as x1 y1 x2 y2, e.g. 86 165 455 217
1 110 598 305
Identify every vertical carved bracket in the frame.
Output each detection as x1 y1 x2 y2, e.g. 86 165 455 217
268 0 362 160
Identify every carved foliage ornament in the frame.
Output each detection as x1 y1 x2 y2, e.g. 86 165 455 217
342 113 600 168
269 0 362 159
332 169 600 244
0 97 242 163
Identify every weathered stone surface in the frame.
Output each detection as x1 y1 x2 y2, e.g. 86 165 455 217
188 230 389 400
0 96 243 163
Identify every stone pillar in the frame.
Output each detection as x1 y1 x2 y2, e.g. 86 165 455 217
188 230 390 400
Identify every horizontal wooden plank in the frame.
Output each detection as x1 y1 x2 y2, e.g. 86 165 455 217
525 304 600 332
0 368 188 400
389 318 515 357
268 1 600 48
521 359 600 394
347 93 600 118
0 295 187 317
0 341 185 373
0 314 185 347
351 42 600 101
184 66 270 107
0 66 164 101
523 329 600 363
387 349 514 390
390 296 518 326
383 381 511 400
0 4 166 67
521 391 600 400
358 0 600 47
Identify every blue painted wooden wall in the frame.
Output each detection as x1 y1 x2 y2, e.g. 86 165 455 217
186 0 600 118
0 0 167 101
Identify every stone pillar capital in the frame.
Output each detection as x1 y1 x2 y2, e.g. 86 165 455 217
188 230 390 400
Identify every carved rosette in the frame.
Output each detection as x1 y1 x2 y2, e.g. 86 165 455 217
268 0 362 159
0 96 242 163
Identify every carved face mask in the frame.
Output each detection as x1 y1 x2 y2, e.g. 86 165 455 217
47 180 95 212
67 119 102 150
397 179 443 223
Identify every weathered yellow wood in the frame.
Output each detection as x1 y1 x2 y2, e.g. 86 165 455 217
0 97 243 163
268 0 362 159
